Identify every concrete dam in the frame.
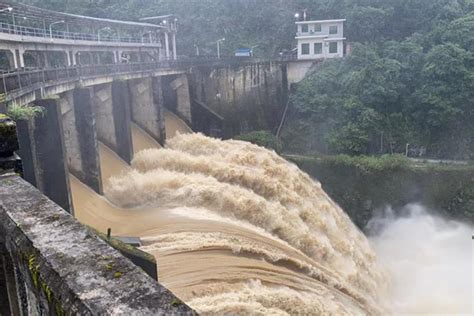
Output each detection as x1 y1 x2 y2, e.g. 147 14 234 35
0 2 389 315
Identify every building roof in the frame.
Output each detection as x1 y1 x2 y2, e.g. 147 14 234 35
296 19 346 25
0 1 165 29
295 35 328 40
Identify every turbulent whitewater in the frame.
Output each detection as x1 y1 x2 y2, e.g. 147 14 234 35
84 133 385 314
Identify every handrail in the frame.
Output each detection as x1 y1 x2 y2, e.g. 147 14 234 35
0 57 289 102
0 22 156 45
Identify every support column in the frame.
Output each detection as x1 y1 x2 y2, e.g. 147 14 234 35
18 50 25 68
71 88 103 194
92 83 133 164
16 97 73 213
71 51 77 65
42 52 50 68
66 51 72 66
170 74 192 123
164 32 170 59
111 81 133 163
117 50 123 63
152 76 166 145
172 32 177 60
129 78 162 144
11 49 18 69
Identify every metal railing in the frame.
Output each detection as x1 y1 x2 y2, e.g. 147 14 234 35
0 22 157 45
0 61 180 96
0 56 287 102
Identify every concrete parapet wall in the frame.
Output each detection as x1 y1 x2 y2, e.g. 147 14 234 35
0 175 194 315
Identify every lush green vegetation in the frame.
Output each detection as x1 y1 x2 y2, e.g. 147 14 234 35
7 103 44 121
281 1 474 160
234 130 282 153
289 155 474 228
23 0 473 159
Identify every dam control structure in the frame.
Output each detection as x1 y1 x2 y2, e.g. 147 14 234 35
0 2 312 313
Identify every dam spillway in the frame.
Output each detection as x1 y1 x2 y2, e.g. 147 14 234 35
70 112 388 314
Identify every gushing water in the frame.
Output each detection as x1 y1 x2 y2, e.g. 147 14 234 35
99 133 388 314
71 113 471 314
368 204 473 315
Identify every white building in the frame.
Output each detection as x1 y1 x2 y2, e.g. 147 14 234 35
295 19 346 60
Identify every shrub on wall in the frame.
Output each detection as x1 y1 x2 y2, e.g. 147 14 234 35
234 130 282 153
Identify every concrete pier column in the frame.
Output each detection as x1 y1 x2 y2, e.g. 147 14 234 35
164 32 170 59
71 51 77 65
91 82 133 164
111 81 134 162
68 88 103 194
42 52 50 68
16 97 73 213
172 33 177 60
152 76 166 144
18 49 25 68
66 51 72 66
170 74 192 123
129 78 163 144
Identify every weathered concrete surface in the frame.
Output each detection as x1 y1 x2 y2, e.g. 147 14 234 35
15 98 72 213
59 91 82 176
170 75 192 124
287 60 320 86
129 78 163 144
91 82 133 164
189 62 287 138
0 175 194 315
152 77 166 145
111 81 134 163
72 88 103 194
92 84 117 151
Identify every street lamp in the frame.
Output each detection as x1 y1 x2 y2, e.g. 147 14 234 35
217 38 225 59
98 27 111 43
49 20 65 41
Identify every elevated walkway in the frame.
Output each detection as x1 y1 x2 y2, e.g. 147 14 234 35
0 1 178 69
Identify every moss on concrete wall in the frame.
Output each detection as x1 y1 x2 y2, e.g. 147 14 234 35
287 154 474 228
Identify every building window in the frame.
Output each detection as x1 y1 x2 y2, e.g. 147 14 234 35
301 24 308 33
329 25 338 34
329 42 338 54
314 43 322 54
314 24 322 32
301 43 310 55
